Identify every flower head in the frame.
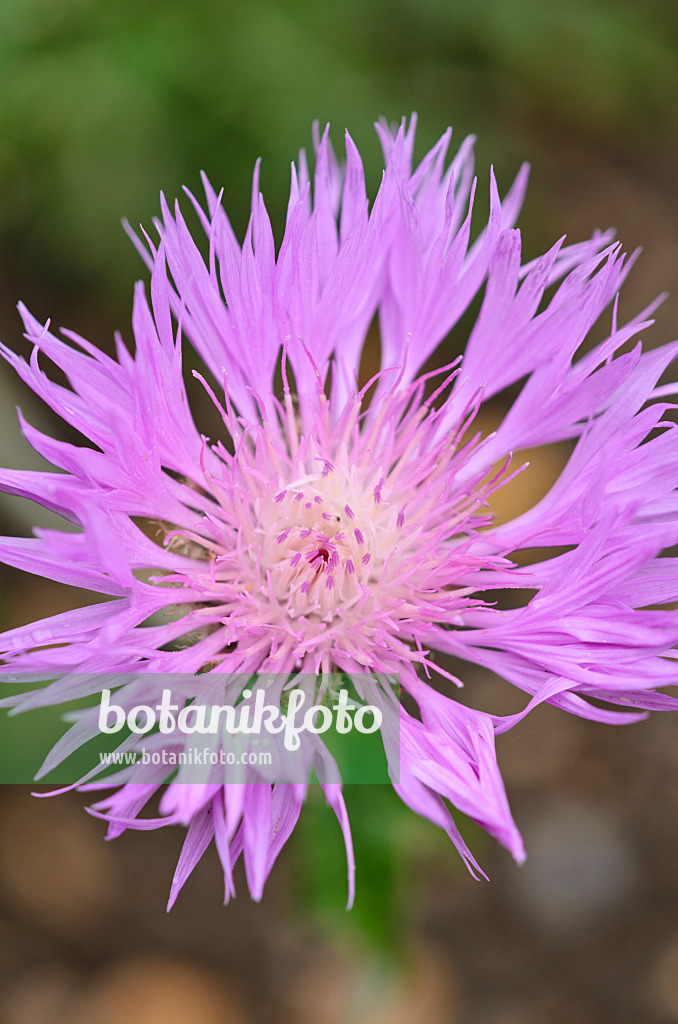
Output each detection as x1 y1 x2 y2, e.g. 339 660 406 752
1 116 676 906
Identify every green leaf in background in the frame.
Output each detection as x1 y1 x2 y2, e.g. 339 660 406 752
291 783 482 956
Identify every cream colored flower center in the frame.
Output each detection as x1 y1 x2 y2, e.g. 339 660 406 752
262 478 375 618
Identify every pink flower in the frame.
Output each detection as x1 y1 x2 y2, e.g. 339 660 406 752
0 117 676 906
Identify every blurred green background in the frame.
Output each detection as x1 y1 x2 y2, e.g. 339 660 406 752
0 0 676 342
0 1 677 1022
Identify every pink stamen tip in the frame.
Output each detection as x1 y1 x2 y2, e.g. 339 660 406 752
295 492 304 501
326 576 334 589
397 511 405 527
354 528 365 545
301 582 310 594
322 512 332 521
276 530 290 543
290 553 301 567
346 560 355 575
345 505 355 520
275 491 287 503
305 502 312 509
314 496 323 504
300 529 312 538
362 553 371 566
